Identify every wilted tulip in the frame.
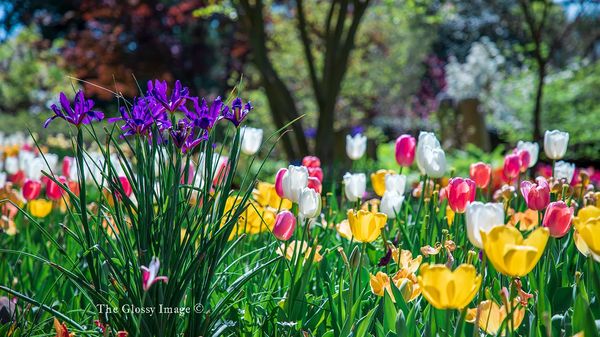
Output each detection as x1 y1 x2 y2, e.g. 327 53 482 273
554 161 575 183
542 201 573 238
520 177 550 211
346 133 367 160
544 130 569 160
22 179 42 201
273 210 296 241
343 172 366 202
516 141 539 168
240 127 263 155
469 162 491 189
380 191 405 218
447 177 476 213
465 202 504 249
503 153 521 181
347 209 387 243
395 134 416 167
298 187 321 219
302 156 321 168
415 132 446 178
417 263 481 309
281 165 309 202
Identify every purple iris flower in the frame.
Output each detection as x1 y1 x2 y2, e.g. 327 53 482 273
222 98 253 127
350 125 365 136
183 96 224 131
148 79 189 113
108 97 171 137
44 91 104 128
169 120 208 154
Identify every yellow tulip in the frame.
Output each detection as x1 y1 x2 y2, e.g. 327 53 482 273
392 248 422 274
466 299 525 335
370 271 393 298
253 181 292 210
574 231 600 262
276 240 323 262
370 169 394 197
347 209 387 243
573 206 600 256
481 226 549 277
392 269 421 302
417 263 481 309
335 219 353 240
29 199 53 218
446 206 455 226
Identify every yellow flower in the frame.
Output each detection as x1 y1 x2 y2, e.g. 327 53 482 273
508 209 539 231
29 199 53 218
276 240 323 262
446 206 455 226
417 263 481 309
573 206 600 256
253 181 292 210
466 299 525 335
370 271 393 298
392 269 421 302
335 219 353 240
347 209 387 243
392 248 422 274
574 231 600 262
370 169 394 197
481 226 549 277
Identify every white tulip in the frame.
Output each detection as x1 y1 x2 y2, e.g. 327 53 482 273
343 172 366 202
18 150 35 171
0 172 6 188
544 130 569 160
282 165 309 202
346 134 367 160
241 127 263 155
384 174 406 195
380 191 405 218
415 132 446 178
516 141 539 168
298 187 321 219
25 157 45 180
554 161 575 183
466 202 504 249
4 156 19 174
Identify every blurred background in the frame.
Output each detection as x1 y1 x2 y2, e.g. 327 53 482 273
1 0 599 167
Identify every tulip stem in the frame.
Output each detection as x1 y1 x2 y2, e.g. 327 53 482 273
445 309 451 337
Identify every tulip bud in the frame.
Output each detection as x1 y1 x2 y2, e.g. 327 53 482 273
281 166 308 202
503 153 521 181
516 141 539 168
273 210 296 241
240 127 263 155
274 168 287 198
542 201 573 238
465 202 504 249
447 177 476 213
349 245 362 270
554 161 575 184
346 133 367 160
415 132 446 178
302 156 321 168
298 187 321 219
394 134 416 167
22 179 42 201
520 177 550 211
469 162 491 188
544 130 569 160
343 172 366 202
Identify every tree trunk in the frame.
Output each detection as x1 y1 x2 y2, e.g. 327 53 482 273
533 63 546 142
458 98 490 151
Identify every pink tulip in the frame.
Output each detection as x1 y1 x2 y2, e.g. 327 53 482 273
307 176 322 194
515 149 531 173
23 179 42 201
520 177 550 211
302 156 321 168
118 176 133 198
141 257 168 291
62 156 75 177
395 134 416 167
469 162 491 188
307 166 323 183
542 201 573 238
46 176 68 200
503 154 521 181
273 210 296 241
447 177 476 213
274 168 287 198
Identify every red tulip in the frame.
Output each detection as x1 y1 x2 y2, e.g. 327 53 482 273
469 162 491 188
302 156 321 168
46 176 68 200
22 179 42 201
68 181 80 197
520 177 550 211
272 210 296 241
274 168 287 198
118 176 133 197
307 166 323 183
62 156 75 178
542 201 573 238
515 149 531 173
503 154 521 181
307 176 322 194
395 134 416 167
447 177 476 213
8 171 25 186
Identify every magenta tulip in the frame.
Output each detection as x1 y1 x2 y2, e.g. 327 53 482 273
542 201 574 238
395 134 417 167
503 153 521 181
23 179 42 201
307 166 323 183
273 210 296 241
302 156 321 168
307 176 322 194
274 168 287 198
520 177 550 211
447 177 476 213
515 149 531 173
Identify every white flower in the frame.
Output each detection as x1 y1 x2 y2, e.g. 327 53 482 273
516 141 539 168
346 134 367 160
380 191 405 218
24 157 45 180
554 161 575 183
384 174 406 195
544 130 569 160
240 127 263 155
343 172 366 202
298 187 321 219
282 165 309 202
0 172 6 188
465 202 504 249
4 156 19 174
415 132 446 178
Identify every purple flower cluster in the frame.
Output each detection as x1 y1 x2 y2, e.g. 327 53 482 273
45 80 253 154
